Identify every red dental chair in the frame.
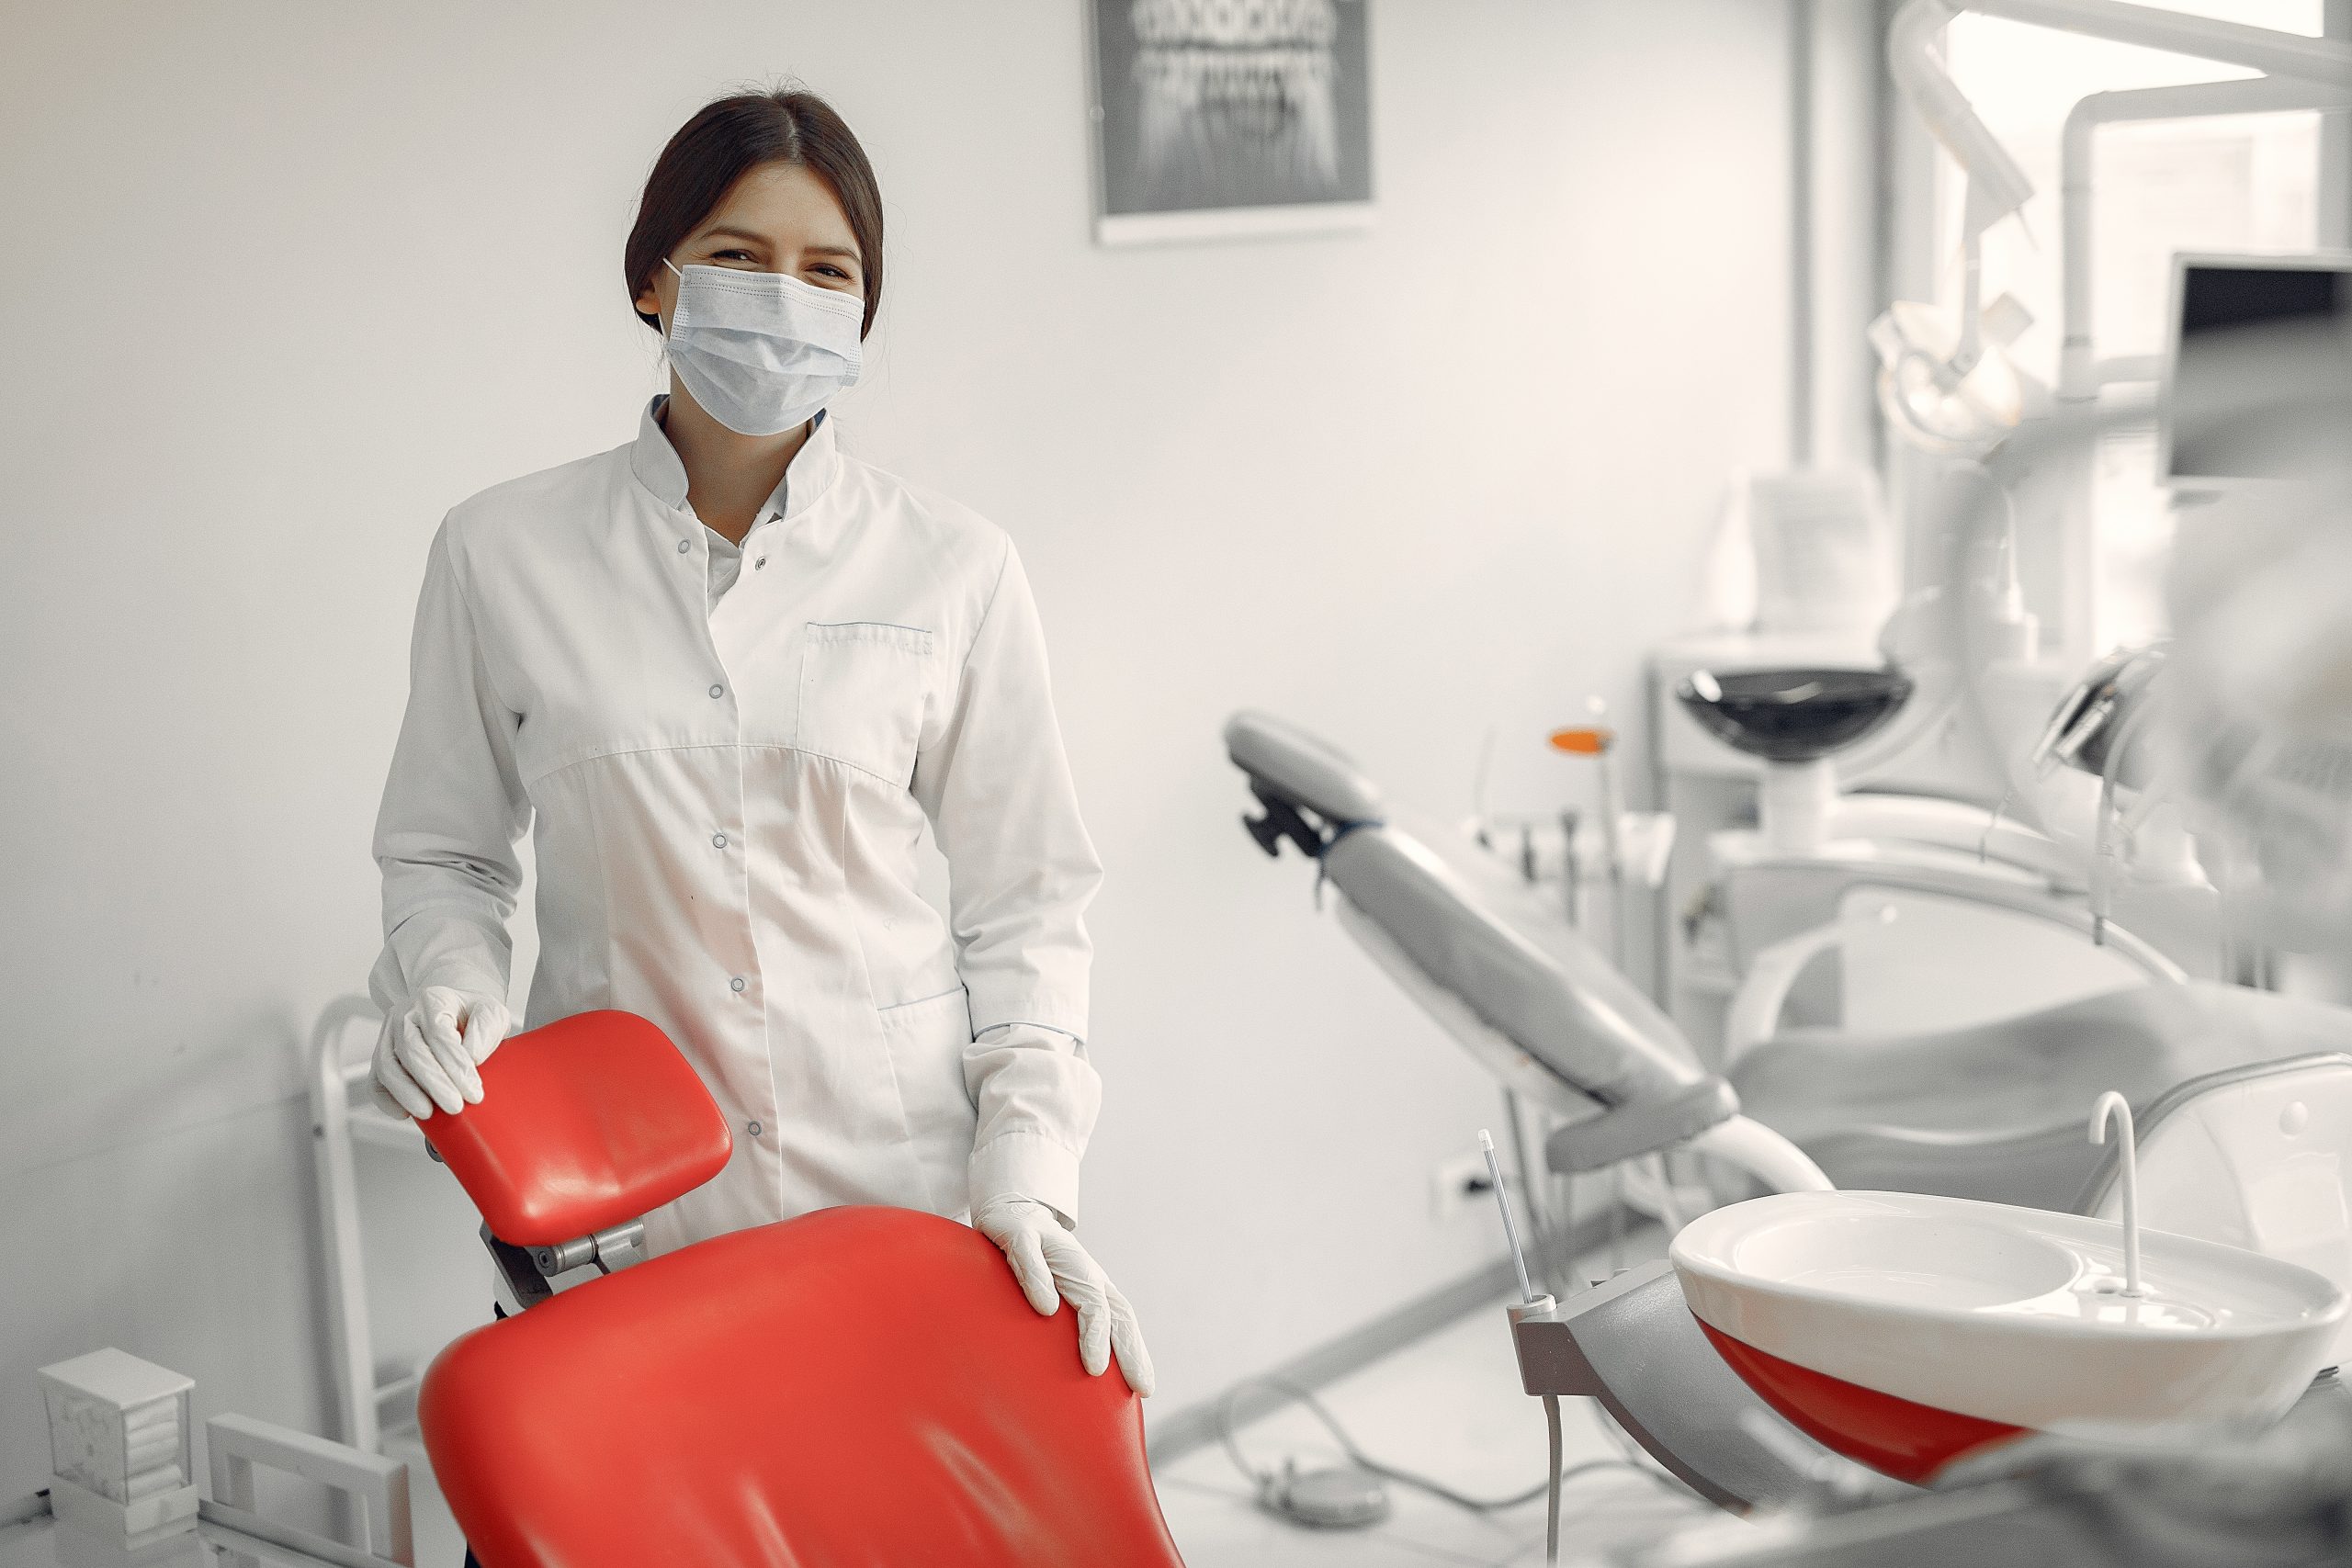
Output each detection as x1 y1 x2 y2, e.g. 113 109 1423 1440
413 1010 1186 1568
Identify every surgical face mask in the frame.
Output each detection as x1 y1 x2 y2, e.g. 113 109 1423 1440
662 259 864 436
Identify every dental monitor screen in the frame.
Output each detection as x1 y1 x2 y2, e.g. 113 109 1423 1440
2165 256 2352 485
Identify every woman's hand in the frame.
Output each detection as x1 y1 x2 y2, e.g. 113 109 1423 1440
370 986 511 1119
972 1195 1155 1396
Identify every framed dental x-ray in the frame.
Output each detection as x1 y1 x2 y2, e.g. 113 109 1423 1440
1088 0 1374 246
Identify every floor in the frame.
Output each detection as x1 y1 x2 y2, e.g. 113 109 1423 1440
385 1229 1713 1568
1148 1231 1710 1567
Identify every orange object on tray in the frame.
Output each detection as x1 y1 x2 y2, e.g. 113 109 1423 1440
415 1011 1184 1568
1547 726 1614 755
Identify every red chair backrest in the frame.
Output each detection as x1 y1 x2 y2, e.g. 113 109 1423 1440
418 1010 731 1245
421 1205 1186 1567
414 1010 1183 1566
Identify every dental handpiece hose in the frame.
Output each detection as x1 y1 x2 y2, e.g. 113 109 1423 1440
1482 1129 1565 1566
1480 1130 1541 1306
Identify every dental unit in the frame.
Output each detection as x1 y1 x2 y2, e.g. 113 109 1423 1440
1502 6 2352 1561
1225 707 2352 1530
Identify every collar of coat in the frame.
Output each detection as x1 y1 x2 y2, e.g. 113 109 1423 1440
628 396 840 521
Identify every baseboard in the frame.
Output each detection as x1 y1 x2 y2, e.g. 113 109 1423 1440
1144 1202 1626 1467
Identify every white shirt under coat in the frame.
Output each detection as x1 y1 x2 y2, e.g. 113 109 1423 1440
369 399 1104 1256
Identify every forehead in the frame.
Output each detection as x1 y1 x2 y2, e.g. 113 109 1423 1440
696 162 858 254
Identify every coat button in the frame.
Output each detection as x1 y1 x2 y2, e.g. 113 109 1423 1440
730 976 746 993
747 1121 763 1136
677 539 691 554
712 832 729 848
709 684 724 699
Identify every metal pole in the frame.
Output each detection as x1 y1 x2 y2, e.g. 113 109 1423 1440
2327 0 2352 248
1792 0 1819 468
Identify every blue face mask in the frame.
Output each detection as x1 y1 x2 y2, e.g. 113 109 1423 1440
662 260 864 436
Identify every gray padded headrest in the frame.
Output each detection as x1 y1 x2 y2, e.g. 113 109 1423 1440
1224 710 1385 825
1323 825 1705 1106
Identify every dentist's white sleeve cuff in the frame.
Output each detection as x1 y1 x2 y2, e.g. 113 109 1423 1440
968 1129 1083 1227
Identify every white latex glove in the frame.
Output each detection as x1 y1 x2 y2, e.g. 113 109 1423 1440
369 986 511 1120
972 1194 1155 1396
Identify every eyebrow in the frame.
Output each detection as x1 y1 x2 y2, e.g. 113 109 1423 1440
695 226 861 265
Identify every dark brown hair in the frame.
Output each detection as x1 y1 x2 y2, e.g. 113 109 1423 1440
624 89 884 338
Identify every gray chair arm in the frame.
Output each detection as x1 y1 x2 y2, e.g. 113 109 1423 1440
1545 1078 1741 1174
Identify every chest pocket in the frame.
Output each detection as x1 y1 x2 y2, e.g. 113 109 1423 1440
797 620 937 784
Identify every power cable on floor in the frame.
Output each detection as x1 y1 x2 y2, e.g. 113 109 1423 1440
1213 1372 1673 1532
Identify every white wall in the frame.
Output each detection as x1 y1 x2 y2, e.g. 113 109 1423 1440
0 0 1790 1495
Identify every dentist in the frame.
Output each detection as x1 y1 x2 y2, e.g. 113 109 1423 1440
367 87 1149 1396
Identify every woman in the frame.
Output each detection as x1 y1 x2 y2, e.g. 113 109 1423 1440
367 87 1150 1399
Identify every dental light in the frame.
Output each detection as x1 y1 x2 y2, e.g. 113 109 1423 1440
1874 1 2039 457
1871 293 2033 457
1875 0 2352 454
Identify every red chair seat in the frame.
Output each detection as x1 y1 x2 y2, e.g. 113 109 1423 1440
420 1205 1184 1568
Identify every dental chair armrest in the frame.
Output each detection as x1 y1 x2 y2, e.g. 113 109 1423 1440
1545 1078 1740 1174
1725 877 2188 1068
1724 920 1850 1068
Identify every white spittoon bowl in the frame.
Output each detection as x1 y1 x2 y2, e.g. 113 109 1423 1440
1670 1190 2346 1482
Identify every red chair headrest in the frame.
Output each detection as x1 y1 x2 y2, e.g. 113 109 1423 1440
418 1010 730 1246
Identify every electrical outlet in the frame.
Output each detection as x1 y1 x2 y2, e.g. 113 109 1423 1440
1429 1148 1500 1222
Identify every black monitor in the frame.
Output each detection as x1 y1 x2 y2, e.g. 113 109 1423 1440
2163 255 2352 484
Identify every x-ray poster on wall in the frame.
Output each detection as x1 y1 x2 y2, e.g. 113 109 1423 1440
1090 0 1374 245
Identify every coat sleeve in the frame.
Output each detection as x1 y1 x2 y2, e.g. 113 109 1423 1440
368 520 530 1025
910 539 1104 1222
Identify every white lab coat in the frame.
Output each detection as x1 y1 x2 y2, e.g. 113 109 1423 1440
369 400 1103 1256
